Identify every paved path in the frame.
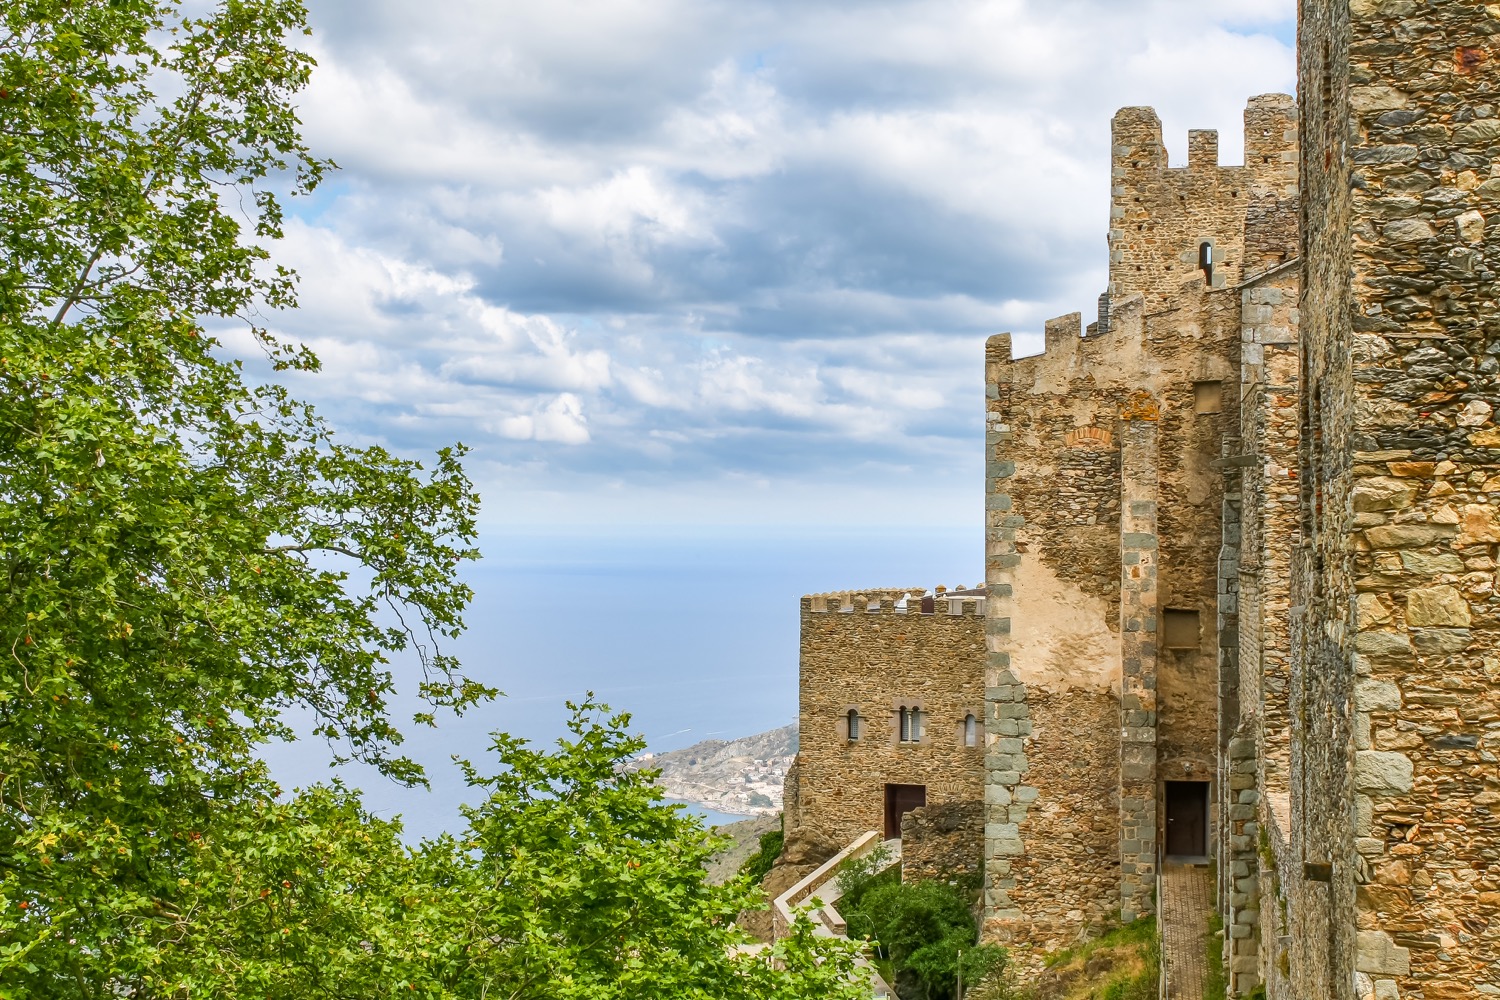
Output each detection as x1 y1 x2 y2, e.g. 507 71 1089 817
1161 862 1213 1000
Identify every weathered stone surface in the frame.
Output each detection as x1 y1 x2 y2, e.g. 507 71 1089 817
1364 523 1459 549
1354 631 1414 665
1404 586 1471 628
790 21 1500 992
1456 209 1487 244
901 801 983 883
1354 678 1401 713
1456 503 1500 545
1356 930 1412 977
789 590 986 860
1457 400 1493 427
1354 752 1414 797
1351 476 1419 512
1396 551 1464 575
974 95 1302 960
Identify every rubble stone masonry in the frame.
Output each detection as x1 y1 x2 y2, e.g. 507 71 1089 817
983 101 1296 958
785 11 1500 990
1289 3 1500 998
790 591 985 858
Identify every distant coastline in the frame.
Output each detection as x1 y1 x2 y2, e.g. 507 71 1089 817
631 723 797 819
666 799 755 828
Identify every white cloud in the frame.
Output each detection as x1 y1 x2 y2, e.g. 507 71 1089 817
494 394 592 445
251 0 1296 523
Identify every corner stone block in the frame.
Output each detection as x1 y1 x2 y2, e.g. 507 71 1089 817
1355 751 1415 797
1353 631 1414 667
1354 678 1401 713
1356 930 1412 977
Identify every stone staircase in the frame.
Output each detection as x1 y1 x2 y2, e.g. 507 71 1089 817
772 830 902 998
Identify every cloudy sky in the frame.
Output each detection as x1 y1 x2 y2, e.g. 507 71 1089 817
242 0 1301 828
255 0 1297 529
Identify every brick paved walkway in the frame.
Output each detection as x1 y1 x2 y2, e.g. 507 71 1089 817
1161 862 1213 1000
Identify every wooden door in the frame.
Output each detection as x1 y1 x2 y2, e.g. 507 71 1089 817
1165 781 1208 857
884 783 927 840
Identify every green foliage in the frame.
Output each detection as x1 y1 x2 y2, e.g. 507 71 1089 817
0 2 496 987
0 4 872 997
390 700 870 1000
1206 911 1227 999
841 877 1007 1000
1088 921 1160 1000
833 841 896 912
739 825 785 886
1041 915 1157 970
2 699 874 997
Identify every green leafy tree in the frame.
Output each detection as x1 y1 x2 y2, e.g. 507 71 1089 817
392 701 870 1000
738 824 785 886
2 703 870 998
0 0 487 991
0 4 877 997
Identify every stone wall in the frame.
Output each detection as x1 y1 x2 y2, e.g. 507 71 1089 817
1221 262 1302 996
984 100 1295 957
1290 3 1500 998
900 801 984 885
790 590 985 857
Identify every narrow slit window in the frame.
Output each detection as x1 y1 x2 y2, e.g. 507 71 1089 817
964 713 978 748
1198 241 1214 284
846 709 861 742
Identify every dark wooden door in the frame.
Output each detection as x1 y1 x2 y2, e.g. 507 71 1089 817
1165 781 1208 857
884 783 927 839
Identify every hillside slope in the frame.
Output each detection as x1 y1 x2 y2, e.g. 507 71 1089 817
630 723 797 817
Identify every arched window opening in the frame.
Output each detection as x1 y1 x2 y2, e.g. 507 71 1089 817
964 713 978 748
846 709 861 742
898 706 922 744
1198 241 1214 284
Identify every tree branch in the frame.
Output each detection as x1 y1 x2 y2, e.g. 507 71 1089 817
51 244 107 330
264 543 364 561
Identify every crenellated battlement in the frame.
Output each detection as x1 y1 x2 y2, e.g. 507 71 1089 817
801 586 986 617
985 96 1297 377
985 294 1147 371
1108 95 1296 309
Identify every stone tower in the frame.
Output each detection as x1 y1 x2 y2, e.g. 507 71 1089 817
982 98 1299 956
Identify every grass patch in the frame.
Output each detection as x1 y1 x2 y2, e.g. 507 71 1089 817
1206 911 1227 999
973 917 1160 1000
1042 916 1157 970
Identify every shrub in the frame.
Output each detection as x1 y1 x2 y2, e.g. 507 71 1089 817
740 826 786 885
842 877 1007 1000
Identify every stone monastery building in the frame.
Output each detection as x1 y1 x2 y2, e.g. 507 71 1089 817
778 5 1500 998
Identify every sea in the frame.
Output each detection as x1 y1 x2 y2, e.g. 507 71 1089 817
259 522 980 842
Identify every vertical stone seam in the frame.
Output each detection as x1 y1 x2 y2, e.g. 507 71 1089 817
983 335 1034 929
1119 413 1161 922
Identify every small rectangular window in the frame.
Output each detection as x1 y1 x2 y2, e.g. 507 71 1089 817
1194 381 1223 414
1163 609 1200 649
